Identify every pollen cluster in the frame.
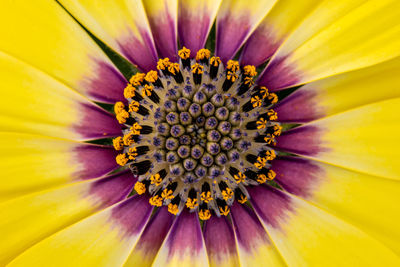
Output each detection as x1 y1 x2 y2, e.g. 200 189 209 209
113 47 281 220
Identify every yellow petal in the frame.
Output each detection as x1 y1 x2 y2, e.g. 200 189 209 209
9 195 152 267
272 157 400 254
0 51 121 140
260 0 400 90
59 0 158 71
0 0 126 103
0 132 117 200
275 55 400 122
250 186 400 266
0 171 135 265
277 97 400 180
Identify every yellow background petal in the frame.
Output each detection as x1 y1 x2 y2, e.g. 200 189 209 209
252 188 400 266
8 196 151 267
0 173 133 265
0 132 116 200
0 0 122 101
306 97 400 180
266 0 400 88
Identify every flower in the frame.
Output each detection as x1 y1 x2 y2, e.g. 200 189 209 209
1 0 400 266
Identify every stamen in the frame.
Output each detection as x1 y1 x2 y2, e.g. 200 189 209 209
124 84 136 99
134 181 146 195
112 137 124 150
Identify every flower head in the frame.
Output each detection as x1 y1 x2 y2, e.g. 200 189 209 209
2 0 400 266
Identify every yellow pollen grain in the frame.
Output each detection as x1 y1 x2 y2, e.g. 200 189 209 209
157 58 171 70
178 46 191 60
265 150 276 161
123 133 135 146
191 63 203 74
227 71 238 82
168 63 180 75
222 188 234 201
238 195 247 204
257 174 267 184
195 48 211 61
201 191 213 203
116 153 128 166
130 122 142 135
251 96 262 108
244 76 254 86
226 60 239 72
243 65 257 77
260 86 269 99
127 147 138 160
268 93 278 104
112 136 124 150
142 84 153 97
264 134 275 145
149 195 163 207
273 124 282 136
162 188 174 200
128 101 140 112
145 70 158 83
168 203 179 215
114 101 125 114
256 118 267 129
210 56 221 67
267 109 278 121
254 157 267 169
116 110 129 124
150 173 162 186
186 198 198 209
124 84 136 99
199 209 211 220
130 73 146 86
219 206 230 216
134 181 146 195
267 170 276 180
233 172 246 184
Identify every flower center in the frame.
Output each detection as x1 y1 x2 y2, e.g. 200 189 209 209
113 47 281 220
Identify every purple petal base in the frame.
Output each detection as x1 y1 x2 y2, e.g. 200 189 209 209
275 125 326 156
146 2 178 61
274 88 325 123
74 144 119 180
117 27 158 72
240 24 280 67
81 59 127 103
230 202 272 252
111 195 153 237
249 185 292 229
75 103 122 140
274 89 324 123
178 5 212 56
216 15 252 63
257 56 301 91
132 207 175 261
271 157 323 199
89 170 136 208
203 216 237 263
166 209 204 258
